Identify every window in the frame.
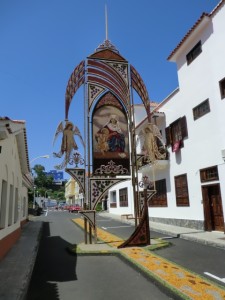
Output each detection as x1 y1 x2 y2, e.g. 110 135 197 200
149 179 167 207
193 99 210 120
165 116 188 152
186 41 202 65
14 188 19 223
175 174 189 206
8 184 14 226
119 188 128 207
23 197 26 217
110 191 117 208
200 166 219 182
219 77 225 99
0 180 7 229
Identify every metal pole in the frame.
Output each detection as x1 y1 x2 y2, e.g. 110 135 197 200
33 186 36 209
84 218 87 244
128 63 139 227
144 186 150 245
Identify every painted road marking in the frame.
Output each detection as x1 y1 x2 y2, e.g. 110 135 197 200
204 272 225 283
102 226 132 230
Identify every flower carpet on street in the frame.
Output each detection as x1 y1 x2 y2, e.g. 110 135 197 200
73 218 225 300
73 217 123 248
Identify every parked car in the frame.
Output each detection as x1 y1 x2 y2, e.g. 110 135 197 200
68 204 82 213
64 205 70 211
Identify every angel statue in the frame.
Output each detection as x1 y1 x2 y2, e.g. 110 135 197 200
141 123 167 163
53 120 84 169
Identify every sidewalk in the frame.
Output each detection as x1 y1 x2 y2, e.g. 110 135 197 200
0 220 43 300
100 212 225 250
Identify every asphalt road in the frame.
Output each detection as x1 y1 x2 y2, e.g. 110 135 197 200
26 211 174 300
96 213 225 288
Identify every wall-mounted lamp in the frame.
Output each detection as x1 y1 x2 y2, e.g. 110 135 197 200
221 149 225 162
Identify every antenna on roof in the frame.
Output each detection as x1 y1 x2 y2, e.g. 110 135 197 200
105 4 108 40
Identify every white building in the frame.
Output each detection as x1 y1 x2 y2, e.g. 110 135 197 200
108 0 225 232
0 117 33 260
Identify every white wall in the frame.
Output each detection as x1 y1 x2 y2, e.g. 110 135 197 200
108 179 134 215
149 6 225 222
0 133 28 241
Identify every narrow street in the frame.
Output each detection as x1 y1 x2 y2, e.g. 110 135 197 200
26 211 173 300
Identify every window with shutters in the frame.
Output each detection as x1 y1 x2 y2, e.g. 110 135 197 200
165 116 188 152
119 188 128 207
193 99 210 120
200 166 219 182
186 41 202 65
175 174 190 206
219 77 225 99
149 179 167 207
110 191 117 208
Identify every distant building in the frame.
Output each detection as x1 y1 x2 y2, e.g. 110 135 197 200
65 178 83 206
0 117 33 260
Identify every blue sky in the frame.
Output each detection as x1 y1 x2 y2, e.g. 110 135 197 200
0 0 220 178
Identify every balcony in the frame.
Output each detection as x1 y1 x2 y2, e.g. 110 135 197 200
137 148 169 173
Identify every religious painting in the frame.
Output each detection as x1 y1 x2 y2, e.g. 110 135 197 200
92 93 130 175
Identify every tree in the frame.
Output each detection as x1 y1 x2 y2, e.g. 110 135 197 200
32 164 54 190
29 164 66 205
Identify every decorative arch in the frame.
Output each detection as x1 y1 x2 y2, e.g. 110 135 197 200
86 58 130 110
65 60 85 119
61 39 154 247
131 65 151 120
64 46 151 122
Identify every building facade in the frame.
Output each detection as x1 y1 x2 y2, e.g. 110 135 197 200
65 178 83 206
108 1 225 232
0 117 33 260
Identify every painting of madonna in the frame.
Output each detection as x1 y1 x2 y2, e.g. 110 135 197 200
93 107 129 160
98 114 125 153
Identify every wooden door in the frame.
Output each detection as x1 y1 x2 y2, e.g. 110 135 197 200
202 184 224 232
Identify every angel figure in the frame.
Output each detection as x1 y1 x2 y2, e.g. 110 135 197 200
53 120 84 169
142 123 166 163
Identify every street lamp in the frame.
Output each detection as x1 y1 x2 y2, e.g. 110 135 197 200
142 175 151 189
30 155 50 164
140 175 151 245
33 186 36 209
